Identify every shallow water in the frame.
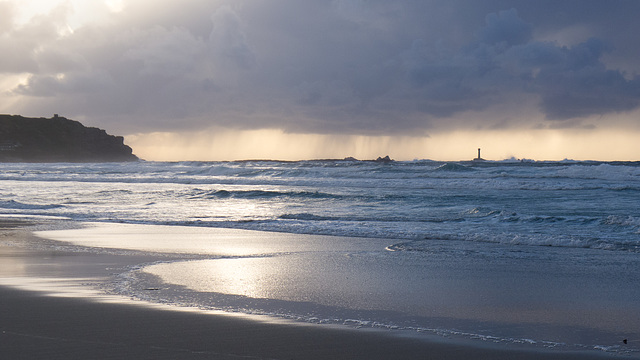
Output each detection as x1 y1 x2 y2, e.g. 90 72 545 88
34 223 640 356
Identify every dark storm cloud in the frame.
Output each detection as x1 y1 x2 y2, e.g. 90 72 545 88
3 0 640 134
402 8 640 123
530 39 640 119
477 7 533 46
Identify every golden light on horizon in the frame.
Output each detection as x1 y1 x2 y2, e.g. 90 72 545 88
125 127 640 162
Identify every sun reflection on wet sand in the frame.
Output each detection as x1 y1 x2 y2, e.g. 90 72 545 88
34 222 380 257
17 221 640 353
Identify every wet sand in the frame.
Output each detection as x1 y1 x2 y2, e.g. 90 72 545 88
0 286 621 360
0 224 626 359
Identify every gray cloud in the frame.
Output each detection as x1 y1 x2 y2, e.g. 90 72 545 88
0 4 66 73
3 0 640 135
400 8 640 123
476 8 532 46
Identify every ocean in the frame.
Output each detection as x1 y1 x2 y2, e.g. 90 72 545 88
2 159 639 356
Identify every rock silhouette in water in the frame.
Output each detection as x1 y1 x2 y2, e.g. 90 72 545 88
0 114 138 162
375 155 393 163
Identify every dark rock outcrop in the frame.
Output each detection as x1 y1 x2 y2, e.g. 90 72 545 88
374 155 393 163
0 114 138 162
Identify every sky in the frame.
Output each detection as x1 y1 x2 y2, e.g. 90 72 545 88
1 0 640 161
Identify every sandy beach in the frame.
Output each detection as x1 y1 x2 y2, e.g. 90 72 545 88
0 285 622 360
0 222 630 359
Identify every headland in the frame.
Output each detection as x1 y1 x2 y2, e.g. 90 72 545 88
0 114 137 162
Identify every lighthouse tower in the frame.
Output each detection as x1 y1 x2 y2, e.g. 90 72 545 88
474 148 484 161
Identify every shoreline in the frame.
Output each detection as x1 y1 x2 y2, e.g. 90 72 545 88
0 221 632 359
0 286 621 360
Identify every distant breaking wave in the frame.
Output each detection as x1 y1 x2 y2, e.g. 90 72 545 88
0 160 638 254
185 189 344 200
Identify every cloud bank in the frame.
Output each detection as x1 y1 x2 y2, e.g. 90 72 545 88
2 0 640 137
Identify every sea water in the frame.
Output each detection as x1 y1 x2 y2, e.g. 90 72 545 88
1 160 639 355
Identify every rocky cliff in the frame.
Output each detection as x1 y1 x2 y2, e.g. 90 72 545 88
0 114 138 162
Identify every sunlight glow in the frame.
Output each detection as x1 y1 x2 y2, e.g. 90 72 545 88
144 259 277 299
105 0 124 13
7 0 113 30
126 127 640 162
10 0 60 26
